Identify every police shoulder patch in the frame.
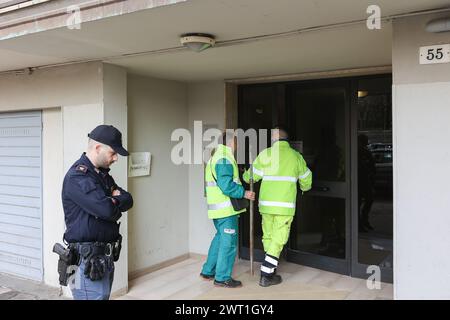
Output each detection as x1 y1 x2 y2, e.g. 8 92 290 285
76 165 88 174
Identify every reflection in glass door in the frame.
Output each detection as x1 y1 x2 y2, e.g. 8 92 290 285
352 76 393 283
237 75 393 282
286 81 350 274
238 84 278 262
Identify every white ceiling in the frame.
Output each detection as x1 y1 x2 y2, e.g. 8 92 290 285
108 22 393 81
0 0 449 81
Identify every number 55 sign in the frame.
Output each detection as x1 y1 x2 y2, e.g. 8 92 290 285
420 44 450 64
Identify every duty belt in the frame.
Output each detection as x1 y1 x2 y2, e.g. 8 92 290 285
70 241 115 258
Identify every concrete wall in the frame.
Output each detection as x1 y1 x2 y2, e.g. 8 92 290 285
0 62 104 291
126 78 227 274
42 108 64 287
0 62 103 112
0 62 129 297
127 75 189 275
0 0 186 41
60 64 130 295
62 104 103 170
0 61 220 293
102 64 129 295
393 12 450 299
61 103 103 298
187 81 226 255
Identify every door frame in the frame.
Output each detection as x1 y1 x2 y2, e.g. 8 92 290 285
235 74 394 283
349 75 394 283
237 82 280 263
284 78 352 276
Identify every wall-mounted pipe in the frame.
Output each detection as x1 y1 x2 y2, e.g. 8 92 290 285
426 17 450 33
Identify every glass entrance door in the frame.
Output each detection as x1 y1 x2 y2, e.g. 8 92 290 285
351 76 393 283
286 80 350 274
238 83 279 262
237 75 393 282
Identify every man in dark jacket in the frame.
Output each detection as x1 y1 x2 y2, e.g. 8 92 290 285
62 125 133 300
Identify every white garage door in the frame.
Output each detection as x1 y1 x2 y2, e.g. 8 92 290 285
0 111 42 281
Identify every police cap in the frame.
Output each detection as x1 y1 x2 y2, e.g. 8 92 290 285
88 125 129 156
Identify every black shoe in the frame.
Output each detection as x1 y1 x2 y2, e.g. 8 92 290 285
214 278 242 288
200 273 214 280
259 274 282 287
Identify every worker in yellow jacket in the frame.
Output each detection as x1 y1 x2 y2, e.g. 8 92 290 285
243 127 312 287
202 131 255 288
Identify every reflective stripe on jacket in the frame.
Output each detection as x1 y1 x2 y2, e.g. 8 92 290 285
205 144 246 219
243 140 312 215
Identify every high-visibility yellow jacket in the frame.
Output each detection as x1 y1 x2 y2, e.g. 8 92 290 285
243 140 312 216
205 144 246 219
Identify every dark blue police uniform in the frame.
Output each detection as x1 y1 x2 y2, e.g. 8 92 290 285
62 153 133 243
60 125 133 300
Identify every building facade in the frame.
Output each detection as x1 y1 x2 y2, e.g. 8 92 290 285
0 0 449 299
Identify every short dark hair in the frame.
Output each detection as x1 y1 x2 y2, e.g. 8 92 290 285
273 125 289 139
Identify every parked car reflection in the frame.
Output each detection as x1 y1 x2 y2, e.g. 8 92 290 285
368 143 393 194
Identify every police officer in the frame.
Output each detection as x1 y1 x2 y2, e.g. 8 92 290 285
61 125 133 300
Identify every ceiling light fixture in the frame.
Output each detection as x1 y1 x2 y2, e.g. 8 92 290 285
426 17 450 33
180 33 215 52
